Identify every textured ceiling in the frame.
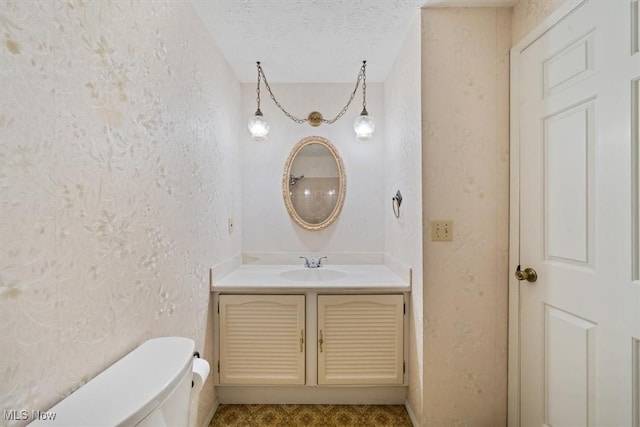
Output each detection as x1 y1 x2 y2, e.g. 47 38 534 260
192 0 516 83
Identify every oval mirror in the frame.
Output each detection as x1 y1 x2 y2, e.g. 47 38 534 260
282 136 346 231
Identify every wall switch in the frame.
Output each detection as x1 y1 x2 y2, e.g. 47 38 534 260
228 218 234 235
431 220 453 241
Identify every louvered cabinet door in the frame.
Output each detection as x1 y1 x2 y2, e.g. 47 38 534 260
219 294 305 385
317 294 404 385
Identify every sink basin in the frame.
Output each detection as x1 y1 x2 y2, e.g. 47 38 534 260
279 269 346 282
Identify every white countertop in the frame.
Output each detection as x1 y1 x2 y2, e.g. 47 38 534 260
212 264 410 292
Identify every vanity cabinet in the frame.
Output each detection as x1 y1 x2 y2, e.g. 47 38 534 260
217 293 405 387
317 294 404 385
218 294 306 385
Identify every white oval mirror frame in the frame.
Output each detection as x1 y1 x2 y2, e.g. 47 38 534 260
282 136 346 231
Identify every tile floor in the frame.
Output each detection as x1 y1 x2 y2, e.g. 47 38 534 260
209 404 413 427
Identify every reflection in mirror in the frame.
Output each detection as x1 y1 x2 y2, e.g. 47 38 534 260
290 144 338 224
283 136 346 231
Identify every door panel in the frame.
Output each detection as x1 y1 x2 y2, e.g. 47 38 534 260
634 78 640 281
544 100 595 265
317 294 404 385
543 31 595 98
634 2 640 55
219 294 305 385
634 338 640 427
544 305 596 427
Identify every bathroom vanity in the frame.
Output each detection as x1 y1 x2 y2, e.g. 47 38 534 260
210 262 411 404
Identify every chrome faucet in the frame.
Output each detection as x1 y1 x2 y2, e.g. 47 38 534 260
299 256 328 268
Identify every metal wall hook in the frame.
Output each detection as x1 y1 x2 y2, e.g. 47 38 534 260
392 190 402 218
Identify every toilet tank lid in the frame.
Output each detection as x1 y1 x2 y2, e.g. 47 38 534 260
30 337 195 427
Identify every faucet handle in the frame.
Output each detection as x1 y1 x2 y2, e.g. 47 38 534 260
299 256 310 267
318 256 328 266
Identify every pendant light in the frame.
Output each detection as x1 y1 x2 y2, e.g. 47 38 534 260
248 61 374 140
353 60 375 140
248 62 270 140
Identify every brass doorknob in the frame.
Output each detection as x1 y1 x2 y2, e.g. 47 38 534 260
515 265 537 283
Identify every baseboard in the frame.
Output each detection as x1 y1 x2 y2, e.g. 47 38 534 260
201 397 219 427
218 386 407 404
404 398 419 427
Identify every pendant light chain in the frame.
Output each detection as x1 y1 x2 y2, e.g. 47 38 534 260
255 62 262 113
255 61 367 125
257 63 306 123
323 61 365 124
361 60 368 114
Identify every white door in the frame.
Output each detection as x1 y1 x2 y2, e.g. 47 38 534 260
514 0 640 426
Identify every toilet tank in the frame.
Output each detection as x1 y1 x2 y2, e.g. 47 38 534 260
30 337 195 427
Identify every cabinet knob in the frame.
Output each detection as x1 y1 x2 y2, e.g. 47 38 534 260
319 330 324 353
300 329 305 353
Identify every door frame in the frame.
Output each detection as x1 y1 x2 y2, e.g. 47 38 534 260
507 2 587 426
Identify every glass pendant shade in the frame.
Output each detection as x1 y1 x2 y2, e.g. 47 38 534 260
248 111 270 140
353 113 375 141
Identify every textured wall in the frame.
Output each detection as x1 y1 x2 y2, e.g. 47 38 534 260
421 7 511 427
383 14 424 425
0 1 241 425
512 0 569 45
240 83 385 255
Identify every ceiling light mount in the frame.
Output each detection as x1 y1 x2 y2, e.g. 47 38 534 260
248 61 375 140
307 111 323 127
